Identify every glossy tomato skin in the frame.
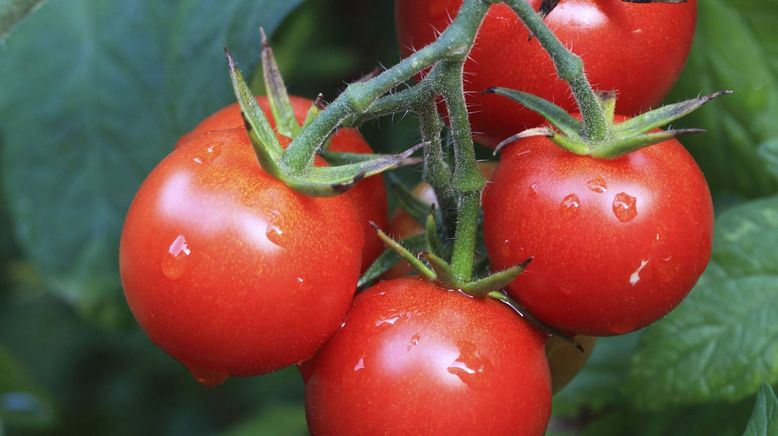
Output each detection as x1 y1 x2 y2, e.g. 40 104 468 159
396 0 697 146
304 278 551 435
120 129 364 385
483 133 713 336
177 95 388 271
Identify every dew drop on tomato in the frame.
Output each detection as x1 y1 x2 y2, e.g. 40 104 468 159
184 364 229 387
161 234 190 280
528 182 540 198
447 341 494 390
264 210 286 247
612 192 638 223
560 194 581 220
192 143 222 166
374 315 401 329
586 176 607 194
353 356 366 372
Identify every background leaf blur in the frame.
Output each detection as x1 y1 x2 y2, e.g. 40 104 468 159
0 0 776 434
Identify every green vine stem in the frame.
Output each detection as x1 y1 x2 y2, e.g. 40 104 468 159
257 0 612 282
279 0 490 174
495 0 609 141
439 60 484 281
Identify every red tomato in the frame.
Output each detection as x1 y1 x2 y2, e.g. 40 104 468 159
395 0 697 146
177 95 388 271
304 278 551 435
482 130 713 336
119 129 364 385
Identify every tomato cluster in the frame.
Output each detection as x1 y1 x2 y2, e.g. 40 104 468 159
119 1 712 434
396 0 697 147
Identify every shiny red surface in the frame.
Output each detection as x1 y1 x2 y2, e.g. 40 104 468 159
304 278 551 435
483 134 713 336
396 0 697 146
120 129 363 384
177 95 388 271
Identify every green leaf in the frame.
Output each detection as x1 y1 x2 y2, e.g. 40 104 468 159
0 344 55 429
625 196 778 409
0 0 44 39
744 385 778 436
669 0 778 198
758 139 778 179
218 403 307 436
553 333 642 416
0 0 302 324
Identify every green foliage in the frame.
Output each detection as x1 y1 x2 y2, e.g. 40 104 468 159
624 196 778 408
218 404 307 436
0 0 775 434
0 0 301 326
670 0 778 199
744 385 778 436
0 0 44 38
0 345 55 430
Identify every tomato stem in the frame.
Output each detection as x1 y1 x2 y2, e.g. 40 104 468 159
280 0 490 174
496 0 609 142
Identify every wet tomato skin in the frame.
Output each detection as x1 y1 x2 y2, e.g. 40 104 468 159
119 129 364 384
177 95 388 271
304 278 551 435
395 0 697 146
483 132 713 336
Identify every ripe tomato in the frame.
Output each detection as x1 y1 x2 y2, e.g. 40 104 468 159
546 335 595 393
395 0 697 146
482 131 713 336
304 278 551 435
119 129 364 385
177 95 388 271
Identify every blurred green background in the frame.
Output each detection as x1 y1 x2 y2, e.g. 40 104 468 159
1 0 777 435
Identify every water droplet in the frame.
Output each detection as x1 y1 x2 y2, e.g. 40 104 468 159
407 333 421 351
662 256 673 262
560 194 581 220
193 143 222 165
499 239 511 258
186 365 229 387
586 176 607 193
375 315 400 328
528 182 539 198
447 341 493 390
629 259 649 286
613 192 638 223
608 322 633 335
655 233 661 241
296 277 305 284
265 210 285 246
353 356 366 372
162 235 191 279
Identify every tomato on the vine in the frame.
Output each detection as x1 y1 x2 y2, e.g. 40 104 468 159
304 278 551 435
396 0 697 146
119 128 364 385
177 95 388 271
483 128 713 336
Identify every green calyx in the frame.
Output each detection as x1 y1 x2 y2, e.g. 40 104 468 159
364 217 582 349
487 87 732 159
224 32 420 197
